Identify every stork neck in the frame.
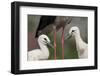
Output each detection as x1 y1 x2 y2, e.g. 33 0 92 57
75 33 82 41
74 33 84 49
74 33 85 57
38 41 49 57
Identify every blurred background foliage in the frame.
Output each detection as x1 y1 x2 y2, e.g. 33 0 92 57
28 15 88 59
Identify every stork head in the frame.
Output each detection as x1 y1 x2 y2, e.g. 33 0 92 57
69 26 80 36
65 26 80 39
38 34 54 48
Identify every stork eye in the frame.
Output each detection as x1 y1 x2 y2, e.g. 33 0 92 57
72 30 75 32
44 38 47 41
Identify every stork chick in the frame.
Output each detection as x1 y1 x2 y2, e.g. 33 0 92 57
65 26 88 58
28 34 53 60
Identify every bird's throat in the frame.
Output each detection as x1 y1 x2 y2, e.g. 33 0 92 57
38 42 49 58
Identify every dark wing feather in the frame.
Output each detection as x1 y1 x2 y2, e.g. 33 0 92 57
35 16 56 37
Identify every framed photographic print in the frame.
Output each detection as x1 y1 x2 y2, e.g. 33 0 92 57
11 1 98 74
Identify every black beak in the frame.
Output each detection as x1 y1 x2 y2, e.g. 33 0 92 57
65 34 72 40
47 43 54 48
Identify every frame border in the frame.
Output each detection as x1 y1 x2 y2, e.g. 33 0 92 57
11 1 98 74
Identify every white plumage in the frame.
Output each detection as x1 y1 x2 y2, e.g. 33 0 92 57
28 34 53 60
66 26 88 58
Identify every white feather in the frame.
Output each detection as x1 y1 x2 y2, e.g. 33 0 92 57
69 26 88 58
28 34 51 61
